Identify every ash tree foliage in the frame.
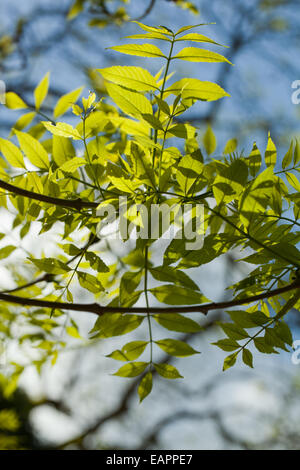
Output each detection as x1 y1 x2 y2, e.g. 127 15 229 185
0 20 299 402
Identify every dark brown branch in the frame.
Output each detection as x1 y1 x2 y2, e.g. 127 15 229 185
0 179 98 210
134 0 156 20
0 280 299 316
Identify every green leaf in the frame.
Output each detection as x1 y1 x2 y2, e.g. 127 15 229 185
176 154 204 194
5 92 28 110
223 138 237 155
43 121 82 140
282 141 293 169
77 271 104 293
173 47 232 64
254 337 278 354
98 66 159 92
54 87 83 118
52 135 75 166
228 310 268 328
109 44 166 58
59 157 86 173
265 132 277 167
219 323 248 340
155 339 199 357
286 172 300 192
109 176 140 194
165 78 229 102
14 131 49 170
141 114 164 131
90 313 144 338
175 33 226 47
203 125 217 155
274 321 293 346
30 257 71 274
153 313 202 333
105 82 153 118
150 265 199 291
129 142 156 189
0 245 16 260
176 24 215 36
154 363 183 379
294 139 300 165
242 349 253 368
154 96 171 116
34 72 50 110
85 252 109 273
13 112 36 132
212 338 240 352
150 284 207 305
0 138 26 169
131 21 173 36
107 341 148 361
138 372 153 402
245 142 261 176
67 0 84 20
223 353 237 371
125 32 171 41
113 362 148 377
66 326 81 339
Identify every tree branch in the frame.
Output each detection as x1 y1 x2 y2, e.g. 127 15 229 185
0 179 98 210
0 280 299 316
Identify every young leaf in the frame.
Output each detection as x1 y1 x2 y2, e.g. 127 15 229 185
153 313 202 333
173 47 232 64
109 44 166 58
5 92 28 110
77 272 104 294
212 338 240 352
282 141 293 169
59 157 86 173
90 313 144 338
98 66 159 92
54 87 84 118
154 363 183 379
0 138 26 169
223 353 237 371
175 33 226 47
223 138 237 155
176 24 215 36
34 72 50 110
294 139 300 165
107 341 148 361
242 349 253 368
14 131 49 169
155 339 199 357
265 132 277 167
105 82 153 117
245 142 261 176
43 121 82 140
150 265 199 291
203 125 217 155
113 362 148 378
150 284 207 305
165 78 229 102
30 258 71 274
132 21 173 36
85 252 109 273
138 372 153 402
0 246 16 260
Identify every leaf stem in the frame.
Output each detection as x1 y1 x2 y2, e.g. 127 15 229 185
144 245 153 368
